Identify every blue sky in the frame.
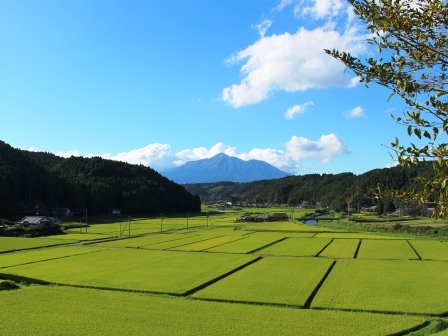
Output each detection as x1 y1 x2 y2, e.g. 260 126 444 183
0 0 413 176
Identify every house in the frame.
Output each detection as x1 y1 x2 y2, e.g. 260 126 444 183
272 213 289 221
255 214 273 222
18 216 55 226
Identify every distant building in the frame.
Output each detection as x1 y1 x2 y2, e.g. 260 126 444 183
255 214 273 222
18 216 55 226
272 213 289 221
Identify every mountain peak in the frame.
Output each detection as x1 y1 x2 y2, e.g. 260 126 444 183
162 153 292 184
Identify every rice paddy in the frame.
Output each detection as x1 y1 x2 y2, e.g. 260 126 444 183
1 212 448 335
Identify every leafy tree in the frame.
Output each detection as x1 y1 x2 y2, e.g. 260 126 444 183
326 0 448 216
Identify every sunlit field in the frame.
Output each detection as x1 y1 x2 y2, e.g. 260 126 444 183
1 208 448 335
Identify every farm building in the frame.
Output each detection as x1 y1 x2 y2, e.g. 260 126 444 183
255 214 273 222
18 216 56 226
238 215 254 222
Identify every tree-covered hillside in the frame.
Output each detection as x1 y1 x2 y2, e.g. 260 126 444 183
0 141 200 219
184 163 434 209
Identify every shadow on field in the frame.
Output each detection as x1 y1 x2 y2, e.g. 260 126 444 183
0 273 50 286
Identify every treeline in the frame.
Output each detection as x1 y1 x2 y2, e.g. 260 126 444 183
184 163 434 210
0 140 200 219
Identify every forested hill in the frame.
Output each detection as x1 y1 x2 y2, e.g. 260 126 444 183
0 140 200 219
184 163 434 209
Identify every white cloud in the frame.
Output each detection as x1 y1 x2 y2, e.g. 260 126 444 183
55 150 81 158
285 102 314 119
300 0 345 19
386 161 400 168
43 134 348 175
221 25 368 108
87 143 173 171
174 135 347 173
274 0 345 19
344 106 366 118
252 19 272 38
285 134 348 163
174 142 239 164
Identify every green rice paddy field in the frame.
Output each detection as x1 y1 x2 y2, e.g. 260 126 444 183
1 212 448 335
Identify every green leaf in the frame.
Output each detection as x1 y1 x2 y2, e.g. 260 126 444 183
387 92 395 102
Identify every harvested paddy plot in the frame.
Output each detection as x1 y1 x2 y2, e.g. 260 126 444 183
2 249 257 295
312 259 448 315
255 238 331 257
193 257 334 306
356 240 418 260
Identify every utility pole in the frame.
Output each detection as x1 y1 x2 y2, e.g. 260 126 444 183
160 214 163 232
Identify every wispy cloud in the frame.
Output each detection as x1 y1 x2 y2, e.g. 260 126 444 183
273 0 294 12
344 106 366 118
252 19 272 38
285 102 314 119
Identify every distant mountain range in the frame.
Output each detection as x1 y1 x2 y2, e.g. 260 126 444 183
161 153 292 183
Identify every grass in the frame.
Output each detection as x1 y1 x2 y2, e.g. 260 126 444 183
255 238 332 257
193 257 333 306
356 240 419 260
0 285 428 336
1 249 257 295
312 259 448 315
